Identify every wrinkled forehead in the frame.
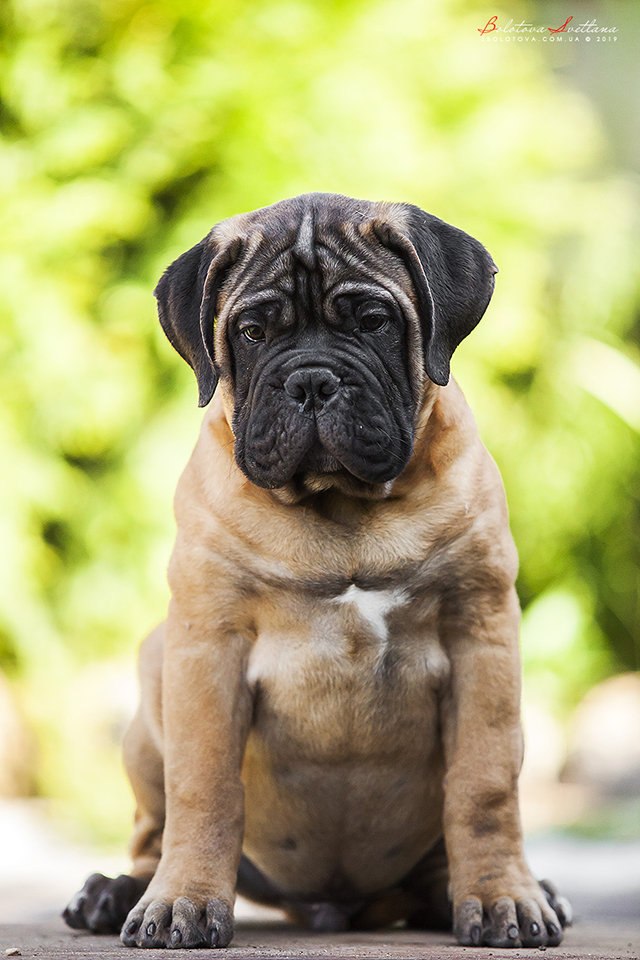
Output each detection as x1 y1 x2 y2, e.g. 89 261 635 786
212 195 415 315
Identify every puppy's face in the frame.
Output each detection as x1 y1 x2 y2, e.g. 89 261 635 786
225 225 418 491
155 193 497 496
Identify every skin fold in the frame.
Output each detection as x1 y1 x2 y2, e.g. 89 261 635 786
63 194 571 949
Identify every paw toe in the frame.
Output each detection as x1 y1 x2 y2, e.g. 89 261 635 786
86 889 118 933
540 878 573 928
121 905 145 946
483 896 521 948
136 901 173 947
206 899 234 948
62 894 89 930
516 898 545 947
168 897 207 949
544 917 563 946
453 897 483 945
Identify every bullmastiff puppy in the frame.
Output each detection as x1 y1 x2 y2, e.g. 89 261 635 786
64 193 571 949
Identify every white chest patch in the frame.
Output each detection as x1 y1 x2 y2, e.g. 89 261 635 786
332 584 408 644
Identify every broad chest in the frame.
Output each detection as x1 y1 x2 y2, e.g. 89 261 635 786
245 581 451 762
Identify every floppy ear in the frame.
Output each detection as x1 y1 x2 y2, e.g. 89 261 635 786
372 207 497 386
154 235 242 406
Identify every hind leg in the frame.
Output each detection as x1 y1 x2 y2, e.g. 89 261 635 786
401 835 452 930
63 626 166 934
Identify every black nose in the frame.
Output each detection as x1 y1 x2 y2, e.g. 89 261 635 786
284 367 341 408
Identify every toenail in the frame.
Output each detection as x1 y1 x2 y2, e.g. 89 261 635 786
507 924 519 939
547 921 559 936
210 924 219 947
470 923 481 944
146 921 156 937
530 921 540 936
125 919 139 935
170 928 182 945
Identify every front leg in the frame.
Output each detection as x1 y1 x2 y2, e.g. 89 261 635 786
122 599 253 949
441 585 569 948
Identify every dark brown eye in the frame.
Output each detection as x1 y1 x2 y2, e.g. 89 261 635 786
241 324 266 343
359 312 388 332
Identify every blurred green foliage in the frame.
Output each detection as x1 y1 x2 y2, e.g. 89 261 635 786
0 0 638 841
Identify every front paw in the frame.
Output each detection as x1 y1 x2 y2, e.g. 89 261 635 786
454 881 570 948
121 896 234 949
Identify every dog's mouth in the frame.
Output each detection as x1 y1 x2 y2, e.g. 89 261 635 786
291 435 391 501
296 438 342 475
233 353 416 494
237 404 412 496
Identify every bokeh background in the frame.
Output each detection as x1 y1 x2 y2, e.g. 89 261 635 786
0 0 639 923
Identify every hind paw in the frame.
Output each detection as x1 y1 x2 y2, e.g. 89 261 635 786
63 873 151 934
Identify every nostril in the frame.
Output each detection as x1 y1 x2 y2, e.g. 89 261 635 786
286 381 307 401
317 374 339 399
284 374 309 402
